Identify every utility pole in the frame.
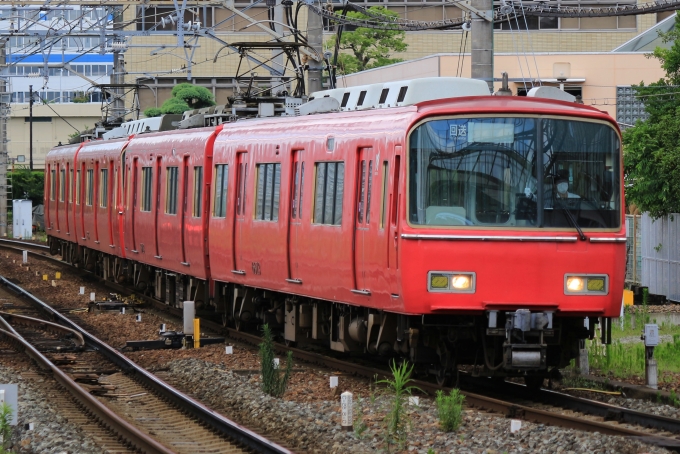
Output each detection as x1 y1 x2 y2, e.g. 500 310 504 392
111 7 125 122
306 0 324 94
470 0 494 92
29 85 33 171
0 39 7 237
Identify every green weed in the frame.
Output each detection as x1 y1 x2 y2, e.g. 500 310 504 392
353 393 369 439
0 402 12 450
259 324 293 397
377 360 422 452
435 388 465 432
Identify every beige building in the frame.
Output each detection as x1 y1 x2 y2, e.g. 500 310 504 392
7 2 675 168
335 52 666 121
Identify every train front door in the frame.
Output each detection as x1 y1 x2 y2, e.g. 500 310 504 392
388 149 402 296
353 147 375 294
287 149 304 283
232 152 248 274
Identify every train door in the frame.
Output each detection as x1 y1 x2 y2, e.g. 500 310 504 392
79 162 85 239
130 157 139 252
180 156 189 265
154 156 162 258
93 161 99 244
353 147 374 293
232 152 248 274
387 149 402 295
287 150 304 283
65 163 70 235
107 160 114 247
55 164 61 233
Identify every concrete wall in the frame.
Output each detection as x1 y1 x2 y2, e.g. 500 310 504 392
8 103 101 170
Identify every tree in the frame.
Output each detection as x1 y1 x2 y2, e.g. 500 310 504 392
145 83 216 117
10 168 44 206
326 6 408 75
623 12 680 218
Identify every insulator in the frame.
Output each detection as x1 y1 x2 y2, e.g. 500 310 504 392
111 42 127 51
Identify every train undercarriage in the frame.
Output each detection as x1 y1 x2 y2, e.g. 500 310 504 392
51 237 606 387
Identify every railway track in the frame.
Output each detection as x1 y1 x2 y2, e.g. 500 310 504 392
0 274 292 454
3 239 680 451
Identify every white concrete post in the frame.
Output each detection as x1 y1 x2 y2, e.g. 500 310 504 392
341 391 353 431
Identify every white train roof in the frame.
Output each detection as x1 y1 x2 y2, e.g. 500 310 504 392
309 77 490 111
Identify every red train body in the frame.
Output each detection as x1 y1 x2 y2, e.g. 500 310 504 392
45 86 625 383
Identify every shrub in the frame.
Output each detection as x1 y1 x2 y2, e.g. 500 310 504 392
0 402 13 449
259 324 292 397
435 388 465 432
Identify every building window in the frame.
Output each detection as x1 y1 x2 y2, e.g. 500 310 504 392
99 169 108 208
255 163 281 221
50 169 55 201
166 166 178 214
141 167 152 212
314 162 345 225
59 168 65 202
86 169 93 206
193 166 203 217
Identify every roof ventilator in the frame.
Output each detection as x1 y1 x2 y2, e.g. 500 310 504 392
294 97 340 116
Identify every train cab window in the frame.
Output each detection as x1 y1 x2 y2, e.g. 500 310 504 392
166 166 178 214
408 117 621 228
141 167 152 212
85 169 94 206
59 169 65 202
50 169 56 201
313 161 344 225
192 166 203 217
69 169 73 203
255 163 281 221
99 169 108 208
76 170 81 205
213 164 228 217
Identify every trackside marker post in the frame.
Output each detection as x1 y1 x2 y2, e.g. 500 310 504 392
90 292 95 301
341 392 353 431
511 420 522 433
225 345 233 354
194 318 200 349
330 376 338 388
273 358 280 369
22 251 27 263
80 287 84 295
42 274 47 281
409 396 419 406
55 272 61 279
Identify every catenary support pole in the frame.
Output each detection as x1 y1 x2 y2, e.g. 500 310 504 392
470 0 494 92
306 0 324 94
29 85 33 171
0 40 7 237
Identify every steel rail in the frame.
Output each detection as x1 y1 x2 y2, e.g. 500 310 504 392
493 378 680 435
0 275 293 454
0 324 173 453
7 243 680 449
0 238 50 250
0 310 85 348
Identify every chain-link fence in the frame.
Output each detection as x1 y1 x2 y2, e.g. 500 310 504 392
626 214 641 285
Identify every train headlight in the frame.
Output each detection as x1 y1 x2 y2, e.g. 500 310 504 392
428 271 475 293
564 274 609 295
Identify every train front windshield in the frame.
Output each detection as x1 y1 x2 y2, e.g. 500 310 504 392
408 116 621 229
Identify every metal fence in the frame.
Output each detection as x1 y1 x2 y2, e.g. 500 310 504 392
625 214 641 285
640 213 680 302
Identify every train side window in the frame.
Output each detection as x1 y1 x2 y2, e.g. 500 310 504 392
99 169 108 208
85 169 94 206
166 166 178 214
141 167 152 212
237 162 248 216
59 168 65 202
69 169 73 203
76 170 81 205
192 166 203 217
213 164 228 218
313 161 344 225
50 169 56 201
255 163 281 221
366 160 373 224
380 161 388 228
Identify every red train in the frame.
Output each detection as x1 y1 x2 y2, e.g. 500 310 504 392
45 78 624 385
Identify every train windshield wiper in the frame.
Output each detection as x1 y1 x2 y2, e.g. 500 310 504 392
558 204 586 241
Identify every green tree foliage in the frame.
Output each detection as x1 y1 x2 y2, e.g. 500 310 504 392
326 7 407 74
150 83 216 116
259 324 293 397
143 107 162 118
10 168 44 205
623 12 680 218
